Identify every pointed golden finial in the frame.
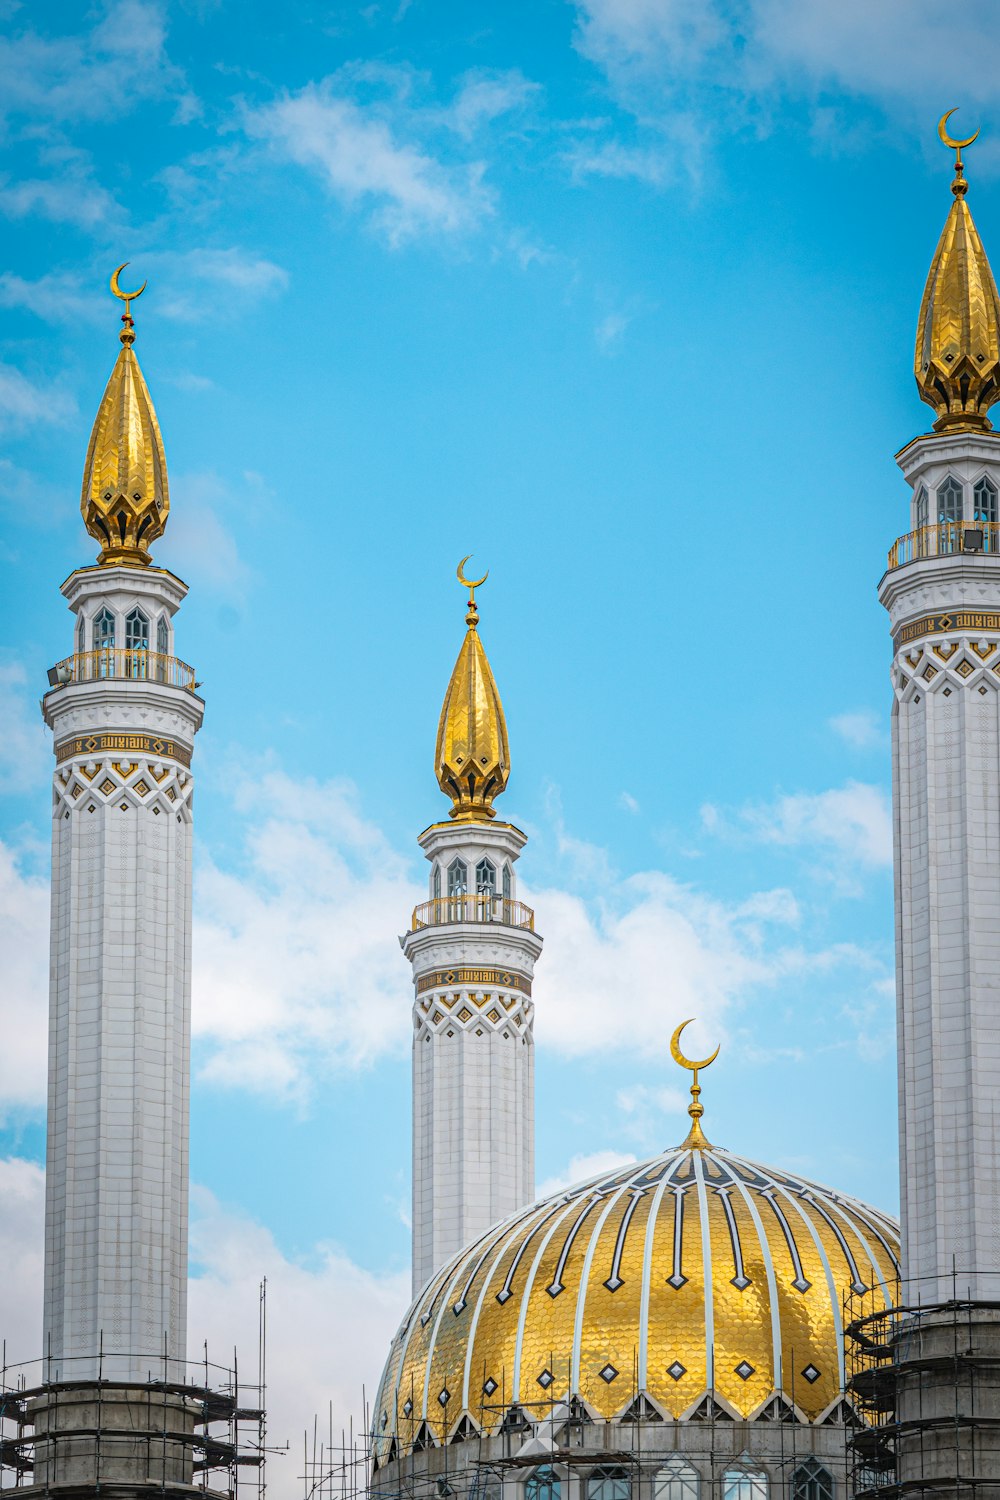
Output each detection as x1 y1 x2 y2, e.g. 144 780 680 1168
81 266 168 567
435 557 510 823
671 1019 720 1150
914 113 1000 434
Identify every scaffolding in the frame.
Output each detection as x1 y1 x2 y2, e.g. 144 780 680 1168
0 1286 270 1500
845 1271 1000 1498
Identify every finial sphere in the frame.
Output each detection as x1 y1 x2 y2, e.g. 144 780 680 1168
670 1017 720 1073
938 108 980 153
110 263 147 304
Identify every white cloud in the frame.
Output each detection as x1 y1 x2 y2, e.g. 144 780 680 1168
156 470 256 601
532 870 831 1060
0 270 102 323
151 248 289 323
0 0 187 124
537 1148 637 1199
618 790 640 814
0 1158 45 1365
0 841 49 1119
244 81 493 243
738 781 892 868
188 1190 408 1499
0 172 120 230
0 364 75 430
830 710 884 750
596 312 630 351
191 771 422 1101
445 69 539 139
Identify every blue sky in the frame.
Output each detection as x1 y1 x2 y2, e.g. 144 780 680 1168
2 0 1000 1482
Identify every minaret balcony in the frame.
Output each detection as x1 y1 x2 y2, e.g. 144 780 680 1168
888 520 1000 570
410 895 536 932
47 648 197 691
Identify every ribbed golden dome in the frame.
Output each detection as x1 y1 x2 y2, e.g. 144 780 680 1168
81 268 169 567
915 118 1000 433
372 1144 898 1460
435 559 510 823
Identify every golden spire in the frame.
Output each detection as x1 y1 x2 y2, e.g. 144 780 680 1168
80 264 169 567
914 112 1000 434
434 557 510 823
670 1018 720 1150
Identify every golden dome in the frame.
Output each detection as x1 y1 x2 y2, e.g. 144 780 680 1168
435 559 510 823
915 115 1000 434
372 1144 898 1460
81 267 169 567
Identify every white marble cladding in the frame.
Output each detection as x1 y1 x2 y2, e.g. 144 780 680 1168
882 432 1000 1305
41 565 202 1381
403 820 543 1296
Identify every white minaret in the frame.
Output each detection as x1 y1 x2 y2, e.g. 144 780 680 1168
877 125 1000 1491
402 564 543 1294
41 279 202 1384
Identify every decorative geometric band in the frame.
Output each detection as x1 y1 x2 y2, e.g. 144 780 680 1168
895 610 1000 649
416 967 531 996
55 731 192 768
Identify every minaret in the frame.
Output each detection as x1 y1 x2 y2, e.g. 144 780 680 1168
878 116 1000 1490
39 267 203 1398
402 561 543 1294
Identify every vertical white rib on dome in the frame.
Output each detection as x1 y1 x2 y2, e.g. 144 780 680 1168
692 1152 715 1391
570 1166 645 1392
820 1197 892 1302
511 1196 582 1403
722 1158 783 1391
419 1257 470 1423
637 1153 681 1391
461 1198 567 1410
756 1164 846 1393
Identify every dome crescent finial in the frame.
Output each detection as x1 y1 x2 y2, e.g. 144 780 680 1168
671 1018 719 1150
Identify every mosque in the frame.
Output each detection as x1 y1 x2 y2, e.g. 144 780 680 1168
4 116 1000 1500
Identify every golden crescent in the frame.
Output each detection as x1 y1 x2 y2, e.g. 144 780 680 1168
670 1018 720 1073
938 109 980 153
110 263 147 303
457 554 489 590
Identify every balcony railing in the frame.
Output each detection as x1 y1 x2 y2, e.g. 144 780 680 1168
48 649 198 691
411 895 535 932
887 520 1000 570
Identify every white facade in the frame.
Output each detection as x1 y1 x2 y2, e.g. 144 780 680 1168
41 563 203 1380
880 431 1000 1304
402 820 543 1295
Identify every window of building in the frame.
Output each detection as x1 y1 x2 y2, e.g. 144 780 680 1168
654 1459 699 1500
914 484 929 530
447 859 468 897
791 1461 833 1500
586 1469 630 1500
432 864 442 901
937 476 963 524
476 859 497 895
525 1468 560 1500
157 614 169 655
974 476 999 525
502 863 512 901
76 614 86 654
93 608 115 651
722 1469 767 1500
125 608 149 650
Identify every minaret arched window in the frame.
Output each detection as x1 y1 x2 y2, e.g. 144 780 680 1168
974 476 998 526
447 859 468 897
93 607 115 652
654 1460 699 1500
156 613 169 655
791 1461 833 1500
937 475 963 524
432 864 441 901
125 608 149 679
476 859 496 894
76 614 86 655
525 1468 560 1500
914 484 929 531
722 1469 767 1500
502 862 512 901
